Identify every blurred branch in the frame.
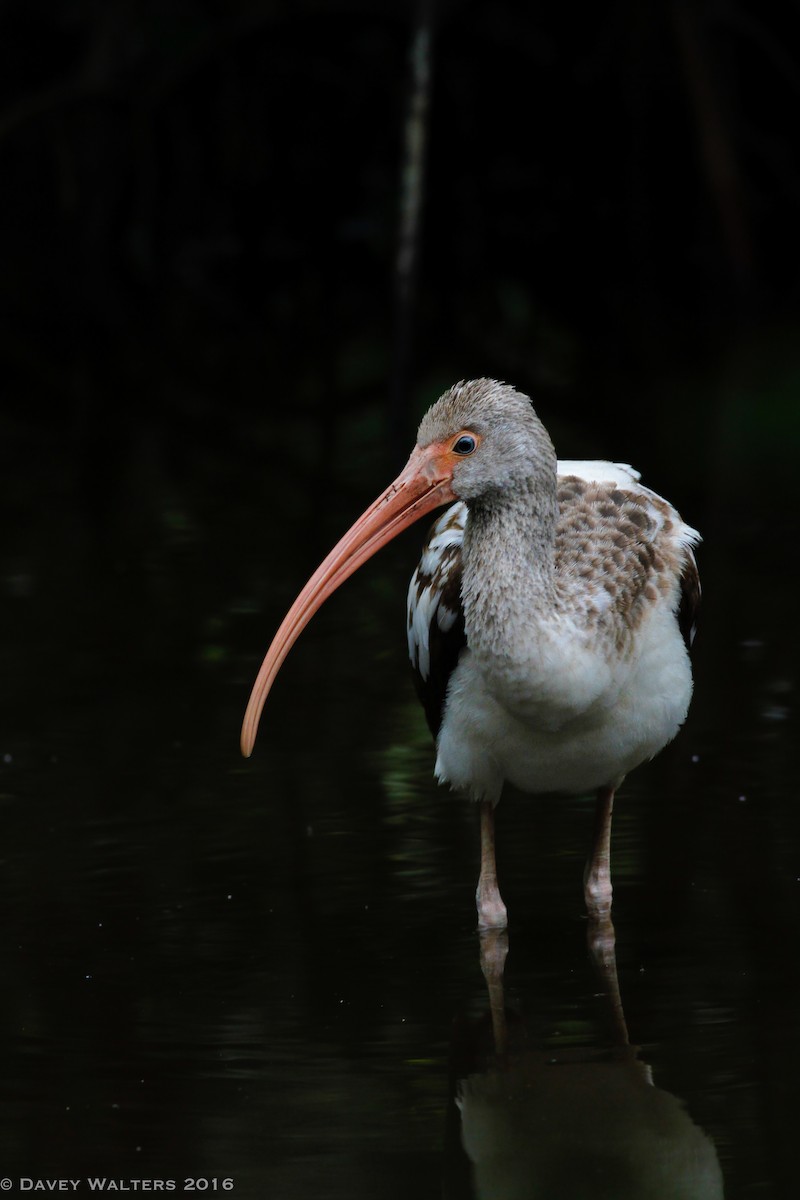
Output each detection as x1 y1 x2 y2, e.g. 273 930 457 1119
0 75 99 144
725 9 800 97
671 0 753 287
389 0 434 460
0 1 123 144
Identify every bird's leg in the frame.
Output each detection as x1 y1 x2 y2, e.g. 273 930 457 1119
476 799 508 930
585 913 632 1053
583 784 615 920
479 928 509 1060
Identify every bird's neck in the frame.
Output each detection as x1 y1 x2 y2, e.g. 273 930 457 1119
461 479 558 671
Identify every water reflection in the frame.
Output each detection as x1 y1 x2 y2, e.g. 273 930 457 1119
445 923 724 1199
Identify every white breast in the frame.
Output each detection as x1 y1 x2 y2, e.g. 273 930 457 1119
436 601 693 801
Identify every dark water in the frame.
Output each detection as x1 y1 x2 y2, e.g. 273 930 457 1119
1 429 797 1199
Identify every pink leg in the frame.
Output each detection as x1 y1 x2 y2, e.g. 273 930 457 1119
476 799 508 930
584 784 615 920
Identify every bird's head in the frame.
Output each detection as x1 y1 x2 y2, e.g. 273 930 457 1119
416 378 556 502
240 378 552 756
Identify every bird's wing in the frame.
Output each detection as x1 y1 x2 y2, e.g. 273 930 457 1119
555 459 642 486
407 502 467 738
555 460 701 655
677 546 701 651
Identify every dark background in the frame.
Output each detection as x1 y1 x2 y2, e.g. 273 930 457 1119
4 0 799 528
1 1 799 1196
3 0 797 762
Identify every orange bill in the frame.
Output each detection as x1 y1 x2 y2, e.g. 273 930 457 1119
241 442 457 756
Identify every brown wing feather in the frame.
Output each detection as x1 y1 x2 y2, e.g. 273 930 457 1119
407 506 467 739
555 474 701 657
411 560 465 739
678 548 701 652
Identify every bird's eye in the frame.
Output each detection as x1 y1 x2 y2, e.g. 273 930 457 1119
452 434 477 456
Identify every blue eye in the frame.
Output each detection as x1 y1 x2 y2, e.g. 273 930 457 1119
453 434 476 455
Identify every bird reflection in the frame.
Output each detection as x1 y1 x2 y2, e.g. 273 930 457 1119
445 921 724 1199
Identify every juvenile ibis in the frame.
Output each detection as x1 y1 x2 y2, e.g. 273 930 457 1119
241 379 700 929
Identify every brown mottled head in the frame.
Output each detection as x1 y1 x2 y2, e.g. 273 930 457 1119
417 379 557 503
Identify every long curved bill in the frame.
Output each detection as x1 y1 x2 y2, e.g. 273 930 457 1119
241 443 455 757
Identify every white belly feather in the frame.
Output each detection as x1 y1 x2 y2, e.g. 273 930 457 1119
435 603 693 802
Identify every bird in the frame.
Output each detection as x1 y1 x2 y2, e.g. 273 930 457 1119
241 379 700 930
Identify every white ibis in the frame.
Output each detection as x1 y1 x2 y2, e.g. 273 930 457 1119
241 379 700 929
